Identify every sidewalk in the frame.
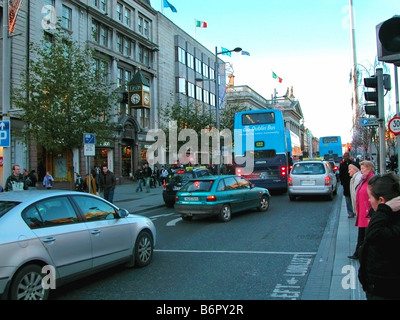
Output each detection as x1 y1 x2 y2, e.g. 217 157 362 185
58 180 365 300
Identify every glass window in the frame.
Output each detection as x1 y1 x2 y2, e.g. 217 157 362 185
188 82 195 98
116 34 123 53
187 53 194 69
195 58 202 73
116 3 123 22
61 5 72 30
203 90 209 104
202 63 209 78
24 197 79 228
178 78 186 94
73 195 116 221
178 47 185 64
196 86 202 100
124 7 131 26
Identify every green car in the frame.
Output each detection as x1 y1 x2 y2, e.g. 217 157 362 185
174 175 271 222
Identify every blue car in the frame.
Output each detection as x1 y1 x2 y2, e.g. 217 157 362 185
174 175 271 222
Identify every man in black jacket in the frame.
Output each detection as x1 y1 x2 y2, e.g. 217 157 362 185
99 165 116 203
143 163 152 193
339 152 354 218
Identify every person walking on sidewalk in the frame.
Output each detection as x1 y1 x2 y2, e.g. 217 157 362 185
143 163 152 193
348 160 375 260
99 165 116 203
43 171 54 189
134 165 144 192
358 172 400 300
340 152 355 218
5 164 28 191
349 163 362 215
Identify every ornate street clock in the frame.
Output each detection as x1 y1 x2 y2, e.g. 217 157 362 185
127 68 151 109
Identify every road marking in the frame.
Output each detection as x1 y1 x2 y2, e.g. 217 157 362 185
166 217 182 226
154 249 316 255
149 213 175 220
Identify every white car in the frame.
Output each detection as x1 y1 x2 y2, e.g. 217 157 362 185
0 190 156 300
288 160 338 201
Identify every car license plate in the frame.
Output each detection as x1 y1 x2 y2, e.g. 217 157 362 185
301 180 315 186
185 197 198 201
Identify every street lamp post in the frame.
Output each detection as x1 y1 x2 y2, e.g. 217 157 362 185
214 46 241 174
196 46 242 174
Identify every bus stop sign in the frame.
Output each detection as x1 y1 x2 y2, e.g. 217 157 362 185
0 121 10 147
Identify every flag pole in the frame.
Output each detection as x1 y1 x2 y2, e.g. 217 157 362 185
161 0 164 14
194 19 196 39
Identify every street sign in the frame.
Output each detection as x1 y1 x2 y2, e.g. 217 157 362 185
388 116 400 135
0 120 10 147
83 133 96 156
360 117 379 127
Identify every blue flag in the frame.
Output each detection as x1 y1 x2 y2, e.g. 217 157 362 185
163 0 177 12
221 47 231 57
241 51 250 56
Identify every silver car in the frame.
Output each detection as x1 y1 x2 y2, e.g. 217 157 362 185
0 190 156 300
288 160 338 201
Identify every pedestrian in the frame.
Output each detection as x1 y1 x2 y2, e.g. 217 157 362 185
348 163 362 214
143 163 152 193
160 165 168 185
99 165 116 203
23 169 38 190
93 166 101 190
153 165 161 187
43 171 55 189
5 164 28 191
339 152 355 218
358 172 400 300
85 173 98 195
348 160 375 259
134 164 144 192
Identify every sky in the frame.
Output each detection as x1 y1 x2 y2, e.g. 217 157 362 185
152 0 399 144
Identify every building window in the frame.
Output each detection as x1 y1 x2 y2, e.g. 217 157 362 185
116 3 123 22
202 63 209 78
188 82 195 98
124 8 131 27
178 47 185 64
61 5 72 30
144 20 149 38
195 58 202 74
187 53 194 69
123 39 131 56
196 86 202 101
139 109 150 128
203 90 209 104
210 67 215 80
93 58 109 84
138 45 143 63
100 0 107 13
210 93 216 107
178 78 186 94
116 34 123 53
92 20 110 48
138 17 143 33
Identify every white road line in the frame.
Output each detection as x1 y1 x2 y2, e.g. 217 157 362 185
154 249 316 255
166 217 182 226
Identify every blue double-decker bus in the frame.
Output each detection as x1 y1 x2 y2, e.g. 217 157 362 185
233 109 292 193
319 136 343 162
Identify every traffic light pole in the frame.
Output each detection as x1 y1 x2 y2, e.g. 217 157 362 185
376 68 386 174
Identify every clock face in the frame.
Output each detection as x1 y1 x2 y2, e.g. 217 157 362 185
131 93 140 104
143 93 150 105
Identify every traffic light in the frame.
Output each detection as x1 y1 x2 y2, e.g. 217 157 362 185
376 16 400 66
363 76 379 116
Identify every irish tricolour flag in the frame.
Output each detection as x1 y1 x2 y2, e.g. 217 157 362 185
196 20 207 28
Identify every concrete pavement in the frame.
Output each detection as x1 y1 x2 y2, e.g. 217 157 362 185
62 180 366 300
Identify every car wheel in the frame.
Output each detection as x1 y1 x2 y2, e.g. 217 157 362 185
10 264 49 300
218 204 231 222
134 230 154 268
289 195 296 201
181 215 193 221
257 195 269 212
327 191 334 201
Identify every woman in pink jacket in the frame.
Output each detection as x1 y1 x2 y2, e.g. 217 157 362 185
348 160 375 259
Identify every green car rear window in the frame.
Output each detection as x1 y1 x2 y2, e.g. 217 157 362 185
180 180 214 192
